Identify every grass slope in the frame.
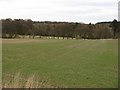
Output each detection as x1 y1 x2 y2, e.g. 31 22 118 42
2 39 118 88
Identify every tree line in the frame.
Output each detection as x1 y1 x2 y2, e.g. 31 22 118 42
2 18 120 39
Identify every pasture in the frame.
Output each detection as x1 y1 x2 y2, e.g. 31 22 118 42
2 39 118 88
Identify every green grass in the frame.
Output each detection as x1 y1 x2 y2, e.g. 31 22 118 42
2 39 118 88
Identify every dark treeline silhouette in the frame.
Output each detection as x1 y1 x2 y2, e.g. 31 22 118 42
2 18 120 39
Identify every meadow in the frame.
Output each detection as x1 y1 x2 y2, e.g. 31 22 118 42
2 39 118 88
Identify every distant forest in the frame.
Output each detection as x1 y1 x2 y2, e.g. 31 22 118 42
1 18 120 39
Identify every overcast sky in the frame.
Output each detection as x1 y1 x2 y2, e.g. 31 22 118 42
0 0 119 23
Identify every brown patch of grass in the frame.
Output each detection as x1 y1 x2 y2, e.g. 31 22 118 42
25 75 35 88
12 72 20 88
2 73 59 88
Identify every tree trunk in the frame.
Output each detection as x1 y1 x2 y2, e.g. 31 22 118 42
33 35 35 39
29 35 31 39
39 35 41 38
23 35 25 38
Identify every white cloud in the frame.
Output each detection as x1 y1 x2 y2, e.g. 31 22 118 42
0 0 119 23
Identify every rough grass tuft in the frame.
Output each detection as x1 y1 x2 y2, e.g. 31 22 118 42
2 73 58 88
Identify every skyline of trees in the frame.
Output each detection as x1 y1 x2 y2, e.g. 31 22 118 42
1 18 120 39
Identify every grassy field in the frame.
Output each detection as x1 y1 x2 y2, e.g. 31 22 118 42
2 39 118 88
